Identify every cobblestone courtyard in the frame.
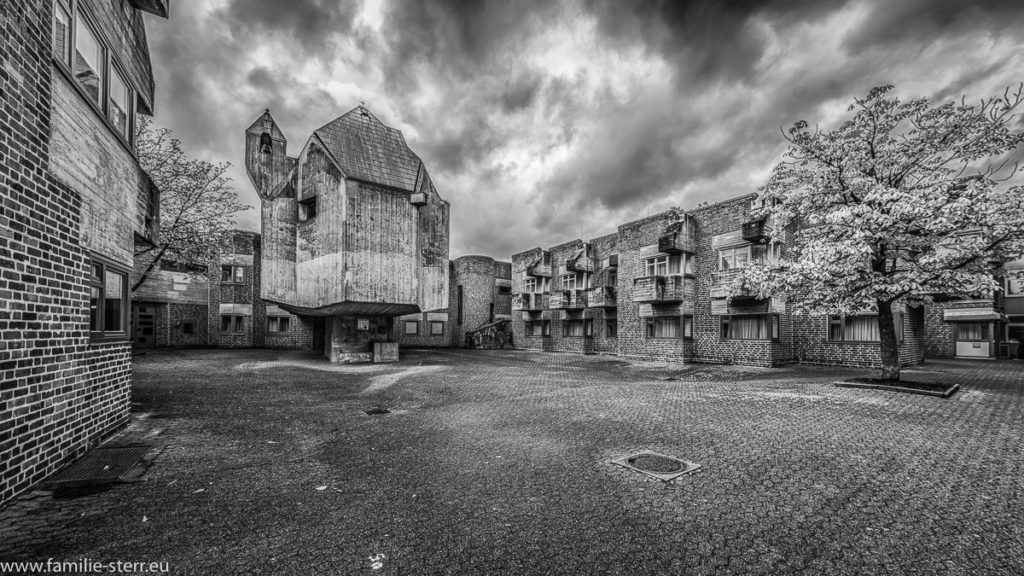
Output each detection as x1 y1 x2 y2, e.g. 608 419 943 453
2 349 1023 575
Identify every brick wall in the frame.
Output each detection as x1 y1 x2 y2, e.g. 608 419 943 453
450 255 501 347
923 302 959 359
1 0 132 506
166 303 209 346
793 305 925 368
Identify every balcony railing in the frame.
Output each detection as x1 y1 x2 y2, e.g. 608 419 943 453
632 275 692 303
550 289 587 309
658 229 697 254
512 292 549 311
709 270 743 299
565 255 594 273
585 285 617 308
526 263 552 278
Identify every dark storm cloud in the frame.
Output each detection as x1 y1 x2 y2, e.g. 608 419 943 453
221 0 359 54
844 0 1024 52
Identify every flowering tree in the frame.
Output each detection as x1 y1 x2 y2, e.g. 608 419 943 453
132 117 250 293
742 85 1024 380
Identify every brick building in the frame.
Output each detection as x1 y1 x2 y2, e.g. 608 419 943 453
245 105 449 362
511 195 931 368
0 0 169 505
131 256 208 348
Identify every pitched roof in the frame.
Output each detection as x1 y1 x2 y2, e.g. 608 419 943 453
313 105 423 192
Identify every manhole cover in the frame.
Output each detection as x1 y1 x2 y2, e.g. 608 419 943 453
610 451 701 482
364 407 390 415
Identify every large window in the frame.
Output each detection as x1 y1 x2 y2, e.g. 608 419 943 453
221 265 245 284
525 320 550 337
564 319 593 337
955 322 990 341
644 254 684 276
721 315 779 340
828 314 903 342
646 316 682 339
221 315 245 334
268 317 290 333
718 247 750 271
88 256 129 340
53 2 137 147
404 321 419 335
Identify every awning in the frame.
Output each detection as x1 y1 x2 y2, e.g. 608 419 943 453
943 308 1005 322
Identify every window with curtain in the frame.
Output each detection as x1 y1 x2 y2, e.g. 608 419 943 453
721 315 775 340
956 322 990 341
718 247 750 271
828 314 902 342
606 319 618 338
268 317 290 333
564 319 586 337
646 317 682 338
644 254 682 276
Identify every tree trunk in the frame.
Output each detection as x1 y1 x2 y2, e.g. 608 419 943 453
876 298 900 381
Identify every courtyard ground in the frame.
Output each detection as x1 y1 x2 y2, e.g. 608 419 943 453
1 348 1022 575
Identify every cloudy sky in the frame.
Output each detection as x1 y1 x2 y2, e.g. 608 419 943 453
145 0 1024 259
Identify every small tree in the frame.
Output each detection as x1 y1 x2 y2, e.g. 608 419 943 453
742 85 1024 380
133 117 250 292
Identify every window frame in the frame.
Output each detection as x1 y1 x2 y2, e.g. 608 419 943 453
298 196 318 221
221 265 246 284
606 318 618 338
827 313 903 343
267 316 290 333
720 314 780 341
561 273 577 291
645 316 683 339
220 315 246 334
404 320 420 335
52 1 138 151
430 321 445 336
87 254 130 342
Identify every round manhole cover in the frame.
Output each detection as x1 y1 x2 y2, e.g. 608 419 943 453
627 454 684 473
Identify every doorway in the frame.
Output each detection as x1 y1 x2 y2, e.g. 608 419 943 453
133 303 156 348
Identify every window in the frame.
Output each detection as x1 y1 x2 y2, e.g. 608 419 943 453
542 320 551 337
260 132 273 154
1007 274 1024 296
498 285 511 294
751 242 782 264
683 315 694 339
74 13 104 106
221 315 245 333
719 247 750 271
542 252 551 266
182 322 194 335
524 278 537 293
561 274 577 290
299 197 317 221
108 65 131 141
268 317 290 333
608 268 618 286
53 1 71 62
489 303 495 322
88 255 128 340
828 314 902 342
956 322 990 341
644 254 683 277
221 265 245 284
646 317 682 339
721 315 779 340
404 321 419 335
606 319 618 338
564 319 592 337
430 321 445 336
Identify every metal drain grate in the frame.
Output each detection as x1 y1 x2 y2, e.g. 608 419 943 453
610 451 701 482
45 444 152 488
364 406 390 415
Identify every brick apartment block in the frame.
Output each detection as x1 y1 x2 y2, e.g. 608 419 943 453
0 0 169 505
511 194 1024 367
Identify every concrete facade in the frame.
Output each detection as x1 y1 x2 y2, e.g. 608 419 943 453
0 0 168 505
246 106 450 362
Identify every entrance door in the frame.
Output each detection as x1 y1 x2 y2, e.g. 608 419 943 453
133 303 156 348
1007 324 1024 359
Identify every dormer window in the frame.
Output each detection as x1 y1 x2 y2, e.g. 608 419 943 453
299 196 317 221
259 132 273 154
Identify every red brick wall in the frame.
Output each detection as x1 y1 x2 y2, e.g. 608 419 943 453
1 0 133 505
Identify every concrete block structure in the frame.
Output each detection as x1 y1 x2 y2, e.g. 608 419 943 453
511 195 933 368
0 0 169 505
245 105 449 362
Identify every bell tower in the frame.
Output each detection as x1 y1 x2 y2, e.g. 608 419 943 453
244 109 289 200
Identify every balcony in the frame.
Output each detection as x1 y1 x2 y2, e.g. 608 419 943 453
565 254 594 273
742 219 767 243
512 292 549 311
708 270 744 299
585 285 617 308
526 262 552 278
658 229 697 254
632 275 692 303
550 289 587 309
